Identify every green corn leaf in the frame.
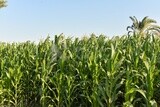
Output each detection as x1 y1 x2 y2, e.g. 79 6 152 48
111 43 115 59
150 100 157 107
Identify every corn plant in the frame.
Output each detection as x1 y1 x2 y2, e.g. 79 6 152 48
0 34 159 107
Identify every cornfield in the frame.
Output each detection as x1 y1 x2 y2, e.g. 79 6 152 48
0 34 160 107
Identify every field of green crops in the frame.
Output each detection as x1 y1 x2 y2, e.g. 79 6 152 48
0 34 160 107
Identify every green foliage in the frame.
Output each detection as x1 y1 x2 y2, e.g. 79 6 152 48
0 34 160 107
0 0 7 8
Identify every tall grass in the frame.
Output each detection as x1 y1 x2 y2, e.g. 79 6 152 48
0 34 160 107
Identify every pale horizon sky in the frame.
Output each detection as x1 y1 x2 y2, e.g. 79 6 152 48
0 0 160 42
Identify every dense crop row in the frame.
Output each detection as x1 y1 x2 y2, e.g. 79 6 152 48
0 34 160 107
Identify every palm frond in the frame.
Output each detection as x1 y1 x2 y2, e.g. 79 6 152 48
129 16 139 29
126 26 133 31
142 17 157 29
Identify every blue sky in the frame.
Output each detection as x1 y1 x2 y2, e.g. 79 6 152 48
0 0 160 42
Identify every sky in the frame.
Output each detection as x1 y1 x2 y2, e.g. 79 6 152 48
0 0 160 42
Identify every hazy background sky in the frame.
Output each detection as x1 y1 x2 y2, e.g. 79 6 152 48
0 0 160 42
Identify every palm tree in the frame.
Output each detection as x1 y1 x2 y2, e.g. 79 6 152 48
0 0 7 8
127 16 160 37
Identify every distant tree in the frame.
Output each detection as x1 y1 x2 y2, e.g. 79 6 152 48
127 16 160 37
0 0 7 8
